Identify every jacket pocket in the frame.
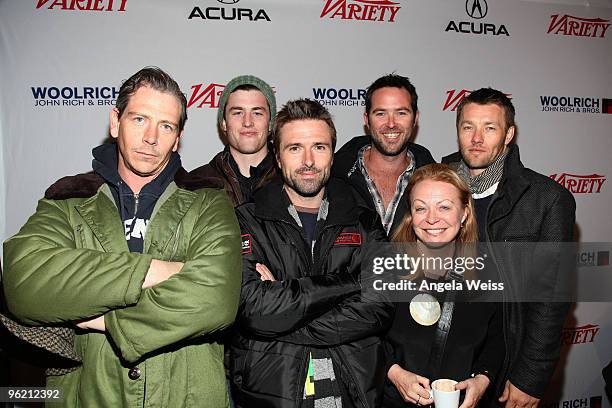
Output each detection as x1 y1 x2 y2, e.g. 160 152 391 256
503 234 538 242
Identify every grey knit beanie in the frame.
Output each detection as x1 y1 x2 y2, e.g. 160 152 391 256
217 75 277 131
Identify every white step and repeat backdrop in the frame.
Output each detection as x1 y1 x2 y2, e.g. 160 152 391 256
1 0 611 405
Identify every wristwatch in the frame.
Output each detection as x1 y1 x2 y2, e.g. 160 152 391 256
470 369 491 381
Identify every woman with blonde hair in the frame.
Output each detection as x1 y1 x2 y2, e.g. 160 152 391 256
383 163 503 408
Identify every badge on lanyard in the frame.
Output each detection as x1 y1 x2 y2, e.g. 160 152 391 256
409 293 441 326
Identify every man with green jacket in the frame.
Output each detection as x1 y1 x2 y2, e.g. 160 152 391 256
2 67 242 407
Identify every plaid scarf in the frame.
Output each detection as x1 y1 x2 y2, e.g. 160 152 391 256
303 349 343 408
456 149 508 195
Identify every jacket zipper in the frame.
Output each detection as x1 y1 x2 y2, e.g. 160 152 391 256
133 193 139 216
334 347 368 407
484 193 511 383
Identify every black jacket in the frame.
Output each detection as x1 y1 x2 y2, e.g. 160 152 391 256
442 144 576 400
331 136 435 235
231 178 394 408
190 146 277 207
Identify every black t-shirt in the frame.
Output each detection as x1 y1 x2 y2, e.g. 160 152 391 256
228 151 274 203
296 209 318 248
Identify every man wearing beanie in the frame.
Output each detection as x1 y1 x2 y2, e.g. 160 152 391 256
192 75 277 206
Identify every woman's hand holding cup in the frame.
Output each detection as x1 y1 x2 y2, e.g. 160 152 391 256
387 364 434 405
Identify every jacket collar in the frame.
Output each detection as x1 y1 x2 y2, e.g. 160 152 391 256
74 181 199 255
253 177 363 227
45 164 223 201
490 144 530 219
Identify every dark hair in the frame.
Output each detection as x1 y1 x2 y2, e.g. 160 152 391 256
365 74 418 114
223 84 270 120
115 66 188 132
456 87 515 132
272 98 337 154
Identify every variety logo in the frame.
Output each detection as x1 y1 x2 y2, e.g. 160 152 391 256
443 89 472 111
31 86 119 107
320 0 401 23
313 87 365 108
187 82 277 109
189 0 271 22
187 83 226 109
549 173 606 194
542 396 602 408
446 0 509 36
576 250 609 267
561 324 600 345
540 95 612 114
35 0 127 11
547 15 610 38
442 89 512 111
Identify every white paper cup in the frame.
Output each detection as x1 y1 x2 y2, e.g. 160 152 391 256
431 379 459 408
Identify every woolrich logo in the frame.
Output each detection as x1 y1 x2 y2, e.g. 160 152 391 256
31 86 119 107
313 87 365 108
549 173 606 194
446 0 509 36
542 396 602 408
188 0 271 21
576 250 609 267
540 95 603 114
35 0 127 11
443 89 512 111
320 0 401 23
561 324 599 345
547 15 610 38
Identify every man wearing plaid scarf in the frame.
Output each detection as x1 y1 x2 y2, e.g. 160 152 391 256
443 88 575 408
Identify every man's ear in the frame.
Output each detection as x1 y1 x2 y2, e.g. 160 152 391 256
221 119 227 133
363 111 370 129
504 125 515 146
109 108 120 139
172 131 183 152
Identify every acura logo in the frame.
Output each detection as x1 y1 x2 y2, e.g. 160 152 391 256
217 0 240 4
465 0 487 19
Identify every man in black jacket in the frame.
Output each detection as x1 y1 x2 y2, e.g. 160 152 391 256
231 99 394 408
191 75 277 206
331 74 435 235
442 88 576 408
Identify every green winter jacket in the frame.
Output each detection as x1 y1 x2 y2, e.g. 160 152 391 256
3 171 242 407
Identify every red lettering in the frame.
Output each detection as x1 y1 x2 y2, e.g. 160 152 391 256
443 89 471 111
365 5 377 21
568 20 580 35
347 3 361 20
36 0 52 8
547 14 567 34
387 6 399 22
320 0 345 18
187 83 225 109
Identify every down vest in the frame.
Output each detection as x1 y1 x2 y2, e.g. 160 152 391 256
3 168 242 407
231 179 394 408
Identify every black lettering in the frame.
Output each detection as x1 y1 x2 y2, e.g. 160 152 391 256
188 6 204 19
